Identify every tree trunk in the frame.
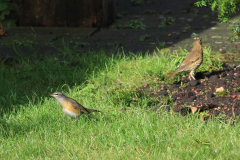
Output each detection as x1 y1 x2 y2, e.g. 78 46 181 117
19 0 116 27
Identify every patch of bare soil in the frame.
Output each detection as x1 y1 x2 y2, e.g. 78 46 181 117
139 66 240 120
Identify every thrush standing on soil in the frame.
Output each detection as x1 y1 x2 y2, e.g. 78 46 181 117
49 91 100 118
166 39 203 80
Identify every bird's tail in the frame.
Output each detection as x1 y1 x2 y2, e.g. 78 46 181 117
87 109 101 113
166 70 179 79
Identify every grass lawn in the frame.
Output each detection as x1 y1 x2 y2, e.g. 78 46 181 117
0 43 239 159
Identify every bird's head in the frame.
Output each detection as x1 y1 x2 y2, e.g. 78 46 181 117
193 38 202 47
49 91 64 97
49 91 66 103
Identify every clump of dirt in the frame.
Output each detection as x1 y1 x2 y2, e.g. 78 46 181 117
139 66 240 120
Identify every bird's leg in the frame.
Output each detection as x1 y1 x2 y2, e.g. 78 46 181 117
188 74 192 81
190 70 196 80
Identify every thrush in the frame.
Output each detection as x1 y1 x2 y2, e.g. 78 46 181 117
166 39 203 80
49 91 100 118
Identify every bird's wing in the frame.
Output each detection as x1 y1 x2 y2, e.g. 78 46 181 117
179 50 201 67
68 98 89 113
177 55 201 71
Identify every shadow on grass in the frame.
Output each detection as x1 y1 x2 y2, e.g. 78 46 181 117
0 45 126 115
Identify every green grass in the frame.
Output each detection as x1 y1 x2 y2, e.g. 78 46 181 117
0 44 239 159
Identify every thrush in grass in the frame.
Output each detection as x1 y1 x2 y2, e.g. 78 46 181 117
49 91 100 118
166 39 203 80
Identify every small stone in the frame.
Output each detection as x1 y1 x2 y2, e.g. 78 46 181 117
178 93 185 97
209 75 219 82
190 96 196 102
211 21 221 24
172 32 179 34
158 91 168 96
166 42 173 45
229 70 234 76
237 66 240 70
220 50 227 53
207 92 214 98
187 91 194 98
218 80 226 86
226 75 233 81
189 80 198 86
172 95 177 101
215 42 222 44
159 15 165 19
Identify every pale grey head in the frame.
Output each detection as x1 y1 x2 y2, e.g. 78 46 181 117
49 91 67 103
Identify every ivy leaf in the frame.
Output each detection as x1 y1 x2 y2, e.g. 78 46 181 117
0 3 8 12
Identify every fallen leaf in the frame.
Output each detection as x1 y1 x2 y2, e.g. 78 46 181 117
190 107 198 113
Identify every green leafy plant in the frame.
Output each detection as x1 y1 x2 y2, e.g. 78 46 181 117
144 10 156 14
116 12 127 19
0 0 13 22
195 0 240 23
107 41 122 46
179 82 189 89
183 24 191 30
156 39 166 49
228 20 240 40
0 0 19 28
49 39 80 56
69 40 89 47
1 39 36 46
159 18 175 28
215 89 230 96
131 0 144 5
191 33 199 38
195 0 240 40
202 15 209 20
202 46 223 72
122 20 147 29
158 24 165 28
139 34 151 42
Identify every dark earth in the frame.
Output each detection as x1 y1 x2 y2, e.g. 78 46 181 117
2 0 240 119
139 66 240 121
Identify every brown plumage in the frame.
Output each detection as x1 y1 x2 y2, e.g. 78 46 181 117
49 91 100 118
167 39 203 80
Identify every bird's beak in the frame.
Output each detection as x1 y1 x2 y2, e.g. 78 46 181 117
49 94 54 97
